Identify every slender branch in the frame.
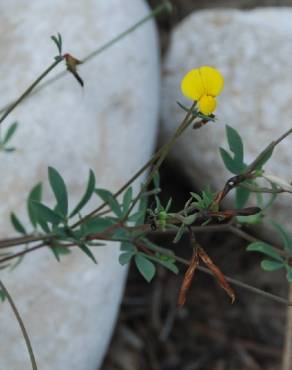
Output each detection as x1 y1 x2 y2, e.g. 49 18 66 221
0 2 172 115
0 224 290 306
0 243 45 264
0 58 63 126
123 102 197 220
239 183 291 194
245 128 292 173
0 280 38 370
0 234 51 249
71 102 197 229
172 254 292 306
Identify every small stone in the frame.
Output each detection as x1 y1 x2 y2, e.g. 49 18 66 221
161 8 292 239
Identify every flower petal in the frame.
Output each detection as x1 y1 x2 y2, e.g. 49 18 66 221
181 69 205 101
199 66 224 97
198 95 217 115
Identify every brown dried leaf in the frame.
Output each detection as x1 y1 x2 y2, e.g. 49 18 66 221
197 246 235 303
177 249 199 308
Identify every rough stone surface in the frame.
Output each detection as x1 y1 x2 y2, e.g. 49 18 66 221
161 8 292 238
0 1 159 369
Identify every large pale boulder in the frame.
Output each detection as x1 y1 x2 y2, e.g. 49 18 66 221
161 8 292 235
0 1 159 369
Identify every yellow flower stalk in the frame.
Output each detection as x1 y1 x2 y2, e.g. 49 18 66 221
181 66 224 116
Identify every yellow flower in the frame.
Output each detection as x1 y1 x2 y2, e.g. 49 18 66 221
181 66 224 115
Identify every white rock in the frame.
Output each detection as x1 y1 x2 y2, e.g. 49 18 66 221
0 1 159 369
161 8 292 236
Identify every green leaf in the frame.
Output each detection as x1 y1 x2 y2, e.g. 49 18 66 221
122 187 133 215
81 217 115 237
57 33 62 54
153 171 160 189
135 254 156 282
51 33 62 55
128 211 145 223
191 192 203 203
183 214 197 226
78 243 97 264
261 259 284 271
237 212 264 225
173 224 186 243
70 170 96 218
50 245 71 262
120 242 136 252
270 221 292 252
27 183 42 227
176 100 192 113
38 219 51 233
95 189 122 218
251 146 274 171
263 183 278 210
286 266 292 283
135 196 148 226
155 195 161 210
3 147 16 152
0 290 6 302
112 228 129 240
119 252 135 265
3 122 18 144
10 213 26 235
153 254 179 274
247 242 284 262
48 167 68 217
165 198 172 213
219 148 243 175
235 186 250 208
226 125 244 163
86 241 106 247
202 187 214 207
31 201 64 225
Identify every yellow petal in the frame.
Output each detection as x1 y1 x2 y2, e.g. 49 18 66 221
181 69 205 101
198 95 217 115
199 66 224 97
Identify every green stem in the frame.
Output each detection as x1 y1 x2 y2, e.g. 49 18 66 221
239 183 290 194
0 234 51 249
83 1 172 63
71 103 196 229
245 128 292 173
0 225 290 306
0 58 63 126
122 102 197 220
0 243 45 264
71 144 167 228
0 280 38 370
139 242 292 306
0 1 172 115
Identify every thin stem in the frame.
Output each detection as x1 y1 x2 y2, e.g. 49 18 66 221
0 2 172 115
228 224 286 257
0 243 45 264
123 102 196 220
245 128 292 173
0 58 63 126
239 183 291 194
83 2 172 63
71 145 166 228
0 224 290 306
171 254 292 306
72 103 196 229
0 234 51 249
0 280 38 370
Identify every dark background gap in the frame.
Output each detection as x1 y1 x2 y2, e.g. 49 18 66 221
101 1 289 369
